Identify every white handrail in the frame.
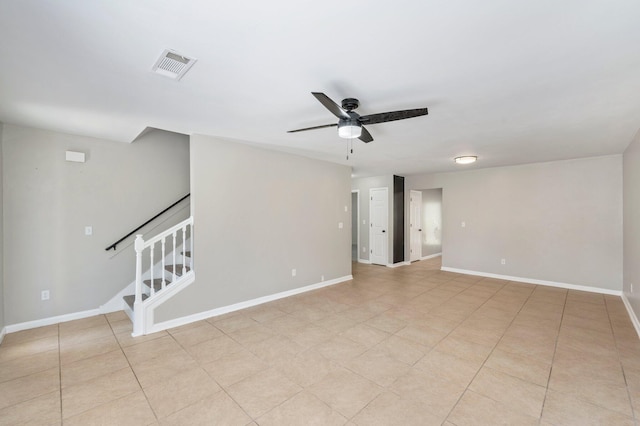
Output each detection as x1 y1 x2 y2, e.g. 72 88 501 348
142 217 194 249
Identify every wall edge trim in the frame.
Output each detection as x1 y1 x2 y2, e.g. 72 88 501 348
420 253 442 261
5 308 102 334
621 293 640 339
387 261 410 268
441 266 622 296
146 274 354 334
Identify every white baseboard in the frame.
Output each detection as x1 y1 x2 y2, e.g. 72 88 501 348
420 253 442 261
147 274 353 334
0 327 6 345
387 261 410 268
440 266 622 296
621 293 640 339
5 308 103 334
357 259 371 264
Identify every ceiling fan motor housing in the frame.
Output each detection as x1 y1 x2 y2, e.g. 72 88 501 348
341 98 359 111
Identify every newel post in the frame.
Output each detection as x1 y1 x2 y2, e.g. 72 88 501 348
133 234 145 336
134 234 144 304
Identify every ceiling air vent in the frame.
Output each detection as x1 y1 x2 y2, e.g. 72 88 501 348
152 49 197 80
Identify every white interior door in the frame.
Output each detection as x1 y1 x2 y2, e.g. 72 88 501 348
410 190 422 261
370 187 388 265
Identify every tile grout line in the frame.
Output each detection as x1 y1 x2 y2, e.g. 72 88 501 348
604 296 637 423
59 315 146 423
538 289 570 425
438 280 541 423
168 321 258 423
107 314 160 424
345 274 510 422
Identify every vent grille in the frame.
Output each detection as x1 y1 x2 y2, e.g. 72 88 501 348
152 49 197 80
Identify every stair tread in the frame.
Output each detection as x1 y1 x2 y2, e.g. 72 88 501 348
143 278 173 291
165 264 192 277
123 293 149 310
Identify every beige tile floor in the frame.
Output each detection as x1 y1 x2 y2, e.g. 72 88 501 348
1 257 640 425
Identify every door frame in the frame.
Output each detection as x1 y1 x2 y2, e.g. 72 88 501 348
351 190 360 262
369 187 389 266
409 190 422 262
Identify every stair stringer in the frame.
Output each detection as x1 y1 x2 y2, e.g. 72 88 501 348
135 270 196 336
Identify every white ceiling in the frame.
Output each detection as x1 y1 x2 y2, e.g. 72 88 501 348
1 0 640 177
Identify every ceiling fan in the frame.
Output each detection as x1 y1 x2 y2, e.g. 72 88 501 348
288 92 429 143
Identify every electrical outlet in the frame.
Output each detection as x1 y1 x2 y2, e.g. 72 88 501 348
338 222 343 229
321 275 325 281
631 283 634 292
291 269 296 277
84 226 93 236
344 206 348 212
501 258 506 265
461 221 466 228
41 290 50 301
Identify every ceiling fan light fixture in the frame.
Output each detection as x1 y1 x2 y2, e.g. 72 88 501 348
454 156 477 165
338 120 362 139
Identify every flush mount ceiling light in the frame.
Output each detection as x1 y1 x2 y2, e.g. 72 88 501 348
337 119 362 139
454 156 477 165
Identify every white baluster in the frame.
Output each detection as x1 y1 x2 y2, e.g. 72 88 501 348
134 235 144 304
190 223 194 271
149 245 155 296
182 225 187 276
172 231 177 282
161 238 166 290
133 234 145 336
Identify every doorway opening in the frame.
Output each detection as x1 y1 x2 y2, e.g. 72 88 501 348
419 188 443 260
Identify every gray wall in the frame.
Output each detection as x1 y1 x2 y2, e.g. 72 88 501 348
154 135 352 322
0 123 4 332
623 131 640 319
351 175 394 263
2 125 190 325
421 188 442 257
407 155 623 291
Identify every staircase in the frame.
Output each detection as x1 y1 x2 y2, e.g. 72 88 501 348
123 217 195 336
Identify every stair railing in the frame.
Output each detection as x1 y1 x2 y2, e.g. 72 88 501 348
133 216 193 335
105 194 190 251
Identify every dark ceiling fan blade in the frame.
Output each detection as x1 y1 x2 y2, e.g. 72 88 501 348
287 123 338 133
311 92 350 119
359 108 428 125
359 126 373 143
